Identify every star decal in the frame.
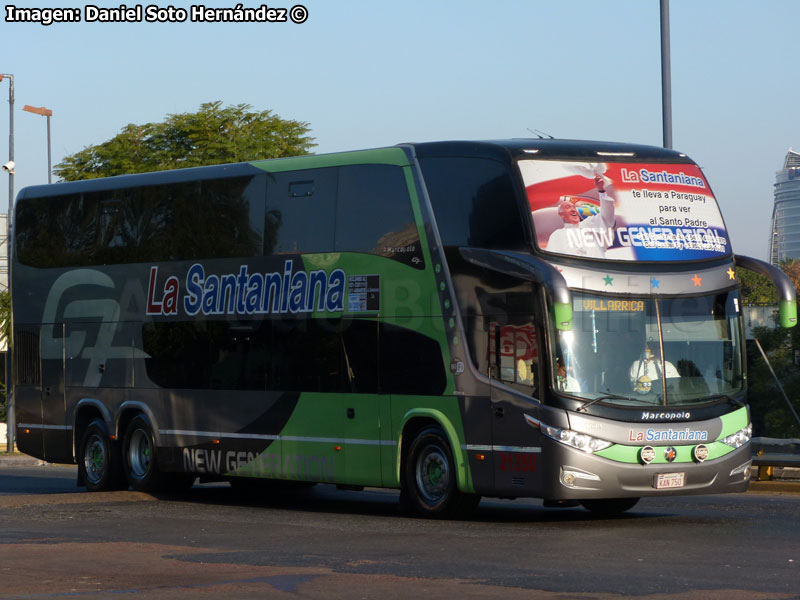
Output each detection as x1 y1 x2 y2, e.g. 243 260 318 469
727 268 736 280
650 277 660 289
603 274 614 286
691 274 703 287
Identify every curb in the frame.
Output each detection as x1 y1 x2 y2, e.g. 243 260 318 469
0 455 43 467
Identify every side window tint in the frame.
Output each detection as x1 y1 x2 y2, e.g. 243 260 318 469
419 157 526 250
16 193 95 267
126 176 264 262
379 323 446 395
142 318 379 394
271 319 344 392
336 164 423 268
16 175 265 267
266 168 337 255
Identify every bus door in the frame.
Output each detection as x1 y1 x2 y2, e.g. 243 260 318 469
341 324 382 487
489 321 543 495
273 318 383 487
40 321 68 462
342 394 383 486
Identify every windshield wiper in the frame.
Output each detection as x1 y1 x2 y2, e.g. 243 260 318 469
577 390 669 412
707 394 745 408
577 393 637 412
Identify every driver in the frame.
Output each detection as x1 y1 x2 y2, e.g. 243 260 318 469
630 344 679 394
556 358 581 393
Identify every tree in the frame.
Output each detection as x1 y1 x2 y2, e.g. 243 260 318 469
743 260 800 439
778 258 800 291
54 101 315 180
738 268 778 306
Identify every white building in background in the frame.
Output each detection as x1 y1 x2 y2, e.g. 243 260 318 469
770 148 800 264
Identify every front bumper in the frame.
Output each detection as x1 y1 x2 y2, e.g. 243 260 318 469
541 438 751 500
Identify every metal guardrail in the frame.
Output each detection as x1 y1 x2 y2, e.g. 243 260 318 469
751 437 800 481
752 453 800 467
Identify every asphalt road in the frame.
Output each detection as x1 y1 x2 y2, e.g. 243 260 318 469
0 462 798 600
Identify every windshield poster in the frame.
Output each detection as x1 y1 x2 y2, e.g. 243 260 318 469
520 160 729 261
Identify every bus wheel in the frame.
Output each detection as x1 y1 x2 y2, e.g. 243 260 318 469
402 426 480 518
580 497 640 515
78 419 126 492
123 415 165 492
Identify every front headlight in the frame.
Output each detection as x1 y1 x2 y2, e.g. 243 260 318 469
721 424 752 449
542 424 612 453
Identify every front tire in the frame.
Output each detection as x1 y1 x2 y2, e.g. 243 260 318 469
402 426 480 518
78 419 126 492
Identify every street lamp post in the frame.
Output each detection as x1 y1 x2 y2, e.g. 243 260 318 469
22 105 53 184
660 0 673 149
0 73 13 207
0 73 12 453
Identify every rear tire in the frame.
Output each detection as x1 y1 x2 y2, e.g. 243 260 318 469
580 497 640 515
402 426 480 518
122 414 194 492
78 419 126 492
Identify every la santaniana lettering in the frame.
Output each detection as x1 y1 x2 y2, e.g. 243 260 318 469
147 260 346 317
621 167 706 188
628 428 709 443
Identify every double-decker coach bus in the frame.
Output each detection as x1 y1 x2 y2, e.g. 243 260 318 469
11 139 796 517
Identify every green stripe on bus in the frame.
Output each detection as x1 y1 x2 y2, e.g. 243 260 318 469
717 406 748 439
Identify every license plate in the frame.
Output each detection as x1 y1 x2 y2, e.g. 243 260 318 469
655 472 685 489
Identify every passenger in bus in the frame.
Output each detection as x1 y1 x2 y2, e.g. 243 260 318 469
629 344 680 394
546 175 616 258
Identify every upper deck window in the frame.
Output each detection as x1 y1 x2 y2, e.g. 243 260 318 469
520 159 730 262
15 176 265 267
419 156 527 250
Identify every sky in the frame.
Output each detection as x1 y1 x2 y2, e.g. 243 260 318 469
1 0 798 261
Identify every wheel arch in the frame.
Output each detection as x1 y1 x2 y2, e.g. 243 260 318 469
397 409 473 494
72 398 113 462
116 401 161 443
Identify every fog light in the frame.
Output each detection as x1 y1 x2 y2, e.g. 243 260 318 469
560 466 600 488
730 460 751 478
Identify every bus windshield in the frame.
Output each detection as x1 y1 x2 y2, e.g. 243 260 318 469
552 291 744 408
